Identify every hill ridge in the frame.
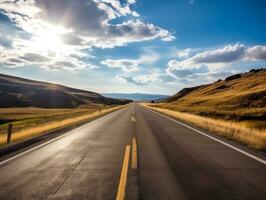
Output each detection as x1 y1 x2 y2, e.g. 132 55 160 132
161 68 266 121
0 73 131 108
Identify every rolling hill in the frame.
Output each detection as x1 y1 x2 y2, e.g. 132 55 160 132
0 73 131 108
157 68 266 121
102 93 169 101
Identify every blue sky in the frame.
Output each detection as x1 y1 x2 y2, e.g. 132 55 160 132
0 0 266 95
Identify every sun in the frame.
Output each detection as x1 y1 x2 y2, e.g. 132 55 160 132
35 30 63 52
30 25 69 54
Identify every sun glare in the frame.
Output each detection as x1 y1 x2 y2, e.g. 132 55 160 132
31 25 69 54
35 31 62 52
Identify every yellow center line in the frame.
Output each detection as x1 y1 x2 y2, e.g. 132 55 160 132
131 116 136 122
116 145 131 200
131 138 138 169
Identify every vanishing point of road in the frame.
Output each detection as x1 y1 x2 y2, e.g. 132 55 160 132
0 103 265 200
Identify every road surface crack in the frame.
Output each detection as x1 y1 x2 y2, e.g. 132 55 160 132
47 153 89 200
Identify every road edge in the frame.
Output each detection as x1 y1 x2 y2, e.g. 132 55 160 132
141 104 266 165
0 105 127 163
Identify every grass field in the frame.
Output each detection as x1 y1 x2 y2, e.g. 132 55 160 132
164 70 266 122
0 104 122 146
144 104 266 151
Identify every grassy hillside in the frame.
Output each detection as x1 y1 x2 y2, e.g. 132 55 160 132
147 68 266 150
0 73 131 108
159 69 266 124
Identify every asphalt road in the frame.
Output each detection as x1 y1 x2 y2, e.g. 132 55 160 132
0 103 265 200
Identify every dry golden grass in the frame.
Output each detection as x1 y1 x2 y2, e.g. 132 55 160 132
155 103 266 122
0 106 95 134
143 104 266 151
165 70 266 121
0 105 123 146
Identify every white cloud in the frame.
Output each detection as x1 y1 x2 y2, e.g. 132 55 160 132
42 60 99 71
101 50 160 73
115 74 128 83
0 0 174 71
114 72 176 86
0 37 97 71
101 59 139 72
191 43 246 63
132 11 140 17
104 19 174 48
127 0 136 4
166 43 266 78
132 74 162 85
138 52 160 63
176 48 193 58
0 0 174 48
114 74 160 85
19 53 50 63
105 43 266 88
245 45 266 61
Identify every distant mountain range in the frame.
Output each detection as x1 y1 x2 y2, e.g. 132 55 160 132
102 93 170 101
0 73 131 108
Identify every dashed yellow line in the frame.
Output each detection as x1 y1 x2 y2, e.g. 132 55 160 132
116 145 131 200
131 116 136 122
131 138 138 169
